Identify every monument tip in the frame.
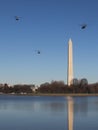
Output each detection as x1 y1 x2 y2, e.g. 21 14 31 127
69 38 72 43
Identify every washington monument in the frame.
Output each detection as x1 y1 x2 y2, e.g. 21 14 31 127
67 39 73 86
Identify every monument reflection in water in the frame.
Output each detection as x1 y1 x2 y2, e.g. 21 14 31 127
67 97 74 130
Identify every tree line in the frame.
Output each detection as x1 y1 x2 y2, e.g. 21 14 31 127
0 80 98 94
38 80 98 94
0 84 33 94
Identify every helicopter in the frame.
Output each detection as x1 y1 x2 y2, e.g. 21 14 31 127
15 16 21 21
80 24 87 29
37 50 41 54
34 50 41 54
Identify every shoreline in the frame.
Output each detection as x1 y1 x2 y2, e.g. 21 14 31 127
1 93 98 96
33 93 98 96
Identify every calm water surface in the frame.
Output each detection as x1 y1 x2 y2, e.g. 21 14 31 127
0 95 98 130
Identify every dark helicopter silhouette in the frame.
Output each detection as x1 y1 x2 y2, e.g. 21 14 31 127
37 50 41 54
34 50 41 54
80 24 87 29
15 16 21 21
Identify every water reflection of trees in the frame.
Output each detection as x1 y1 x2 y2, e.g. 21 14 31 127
40 102 66 112
0 102 36 111
73 97 88 116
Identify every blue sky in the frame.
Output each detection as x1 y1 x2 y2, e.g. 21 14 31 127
0 0 98 85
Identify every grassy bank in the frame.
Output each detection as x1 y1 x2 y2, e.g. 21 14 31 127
1 93 98 96
33 93 98 96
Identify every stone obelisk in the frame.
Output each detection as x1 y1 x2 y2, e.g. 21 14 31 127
67 39 73 86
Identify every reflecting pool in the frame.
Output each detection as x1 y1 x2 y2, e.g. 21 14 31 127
0 95 98 130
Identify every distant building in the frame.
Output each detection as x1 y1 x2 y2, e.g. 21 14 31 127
30 85 38 92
